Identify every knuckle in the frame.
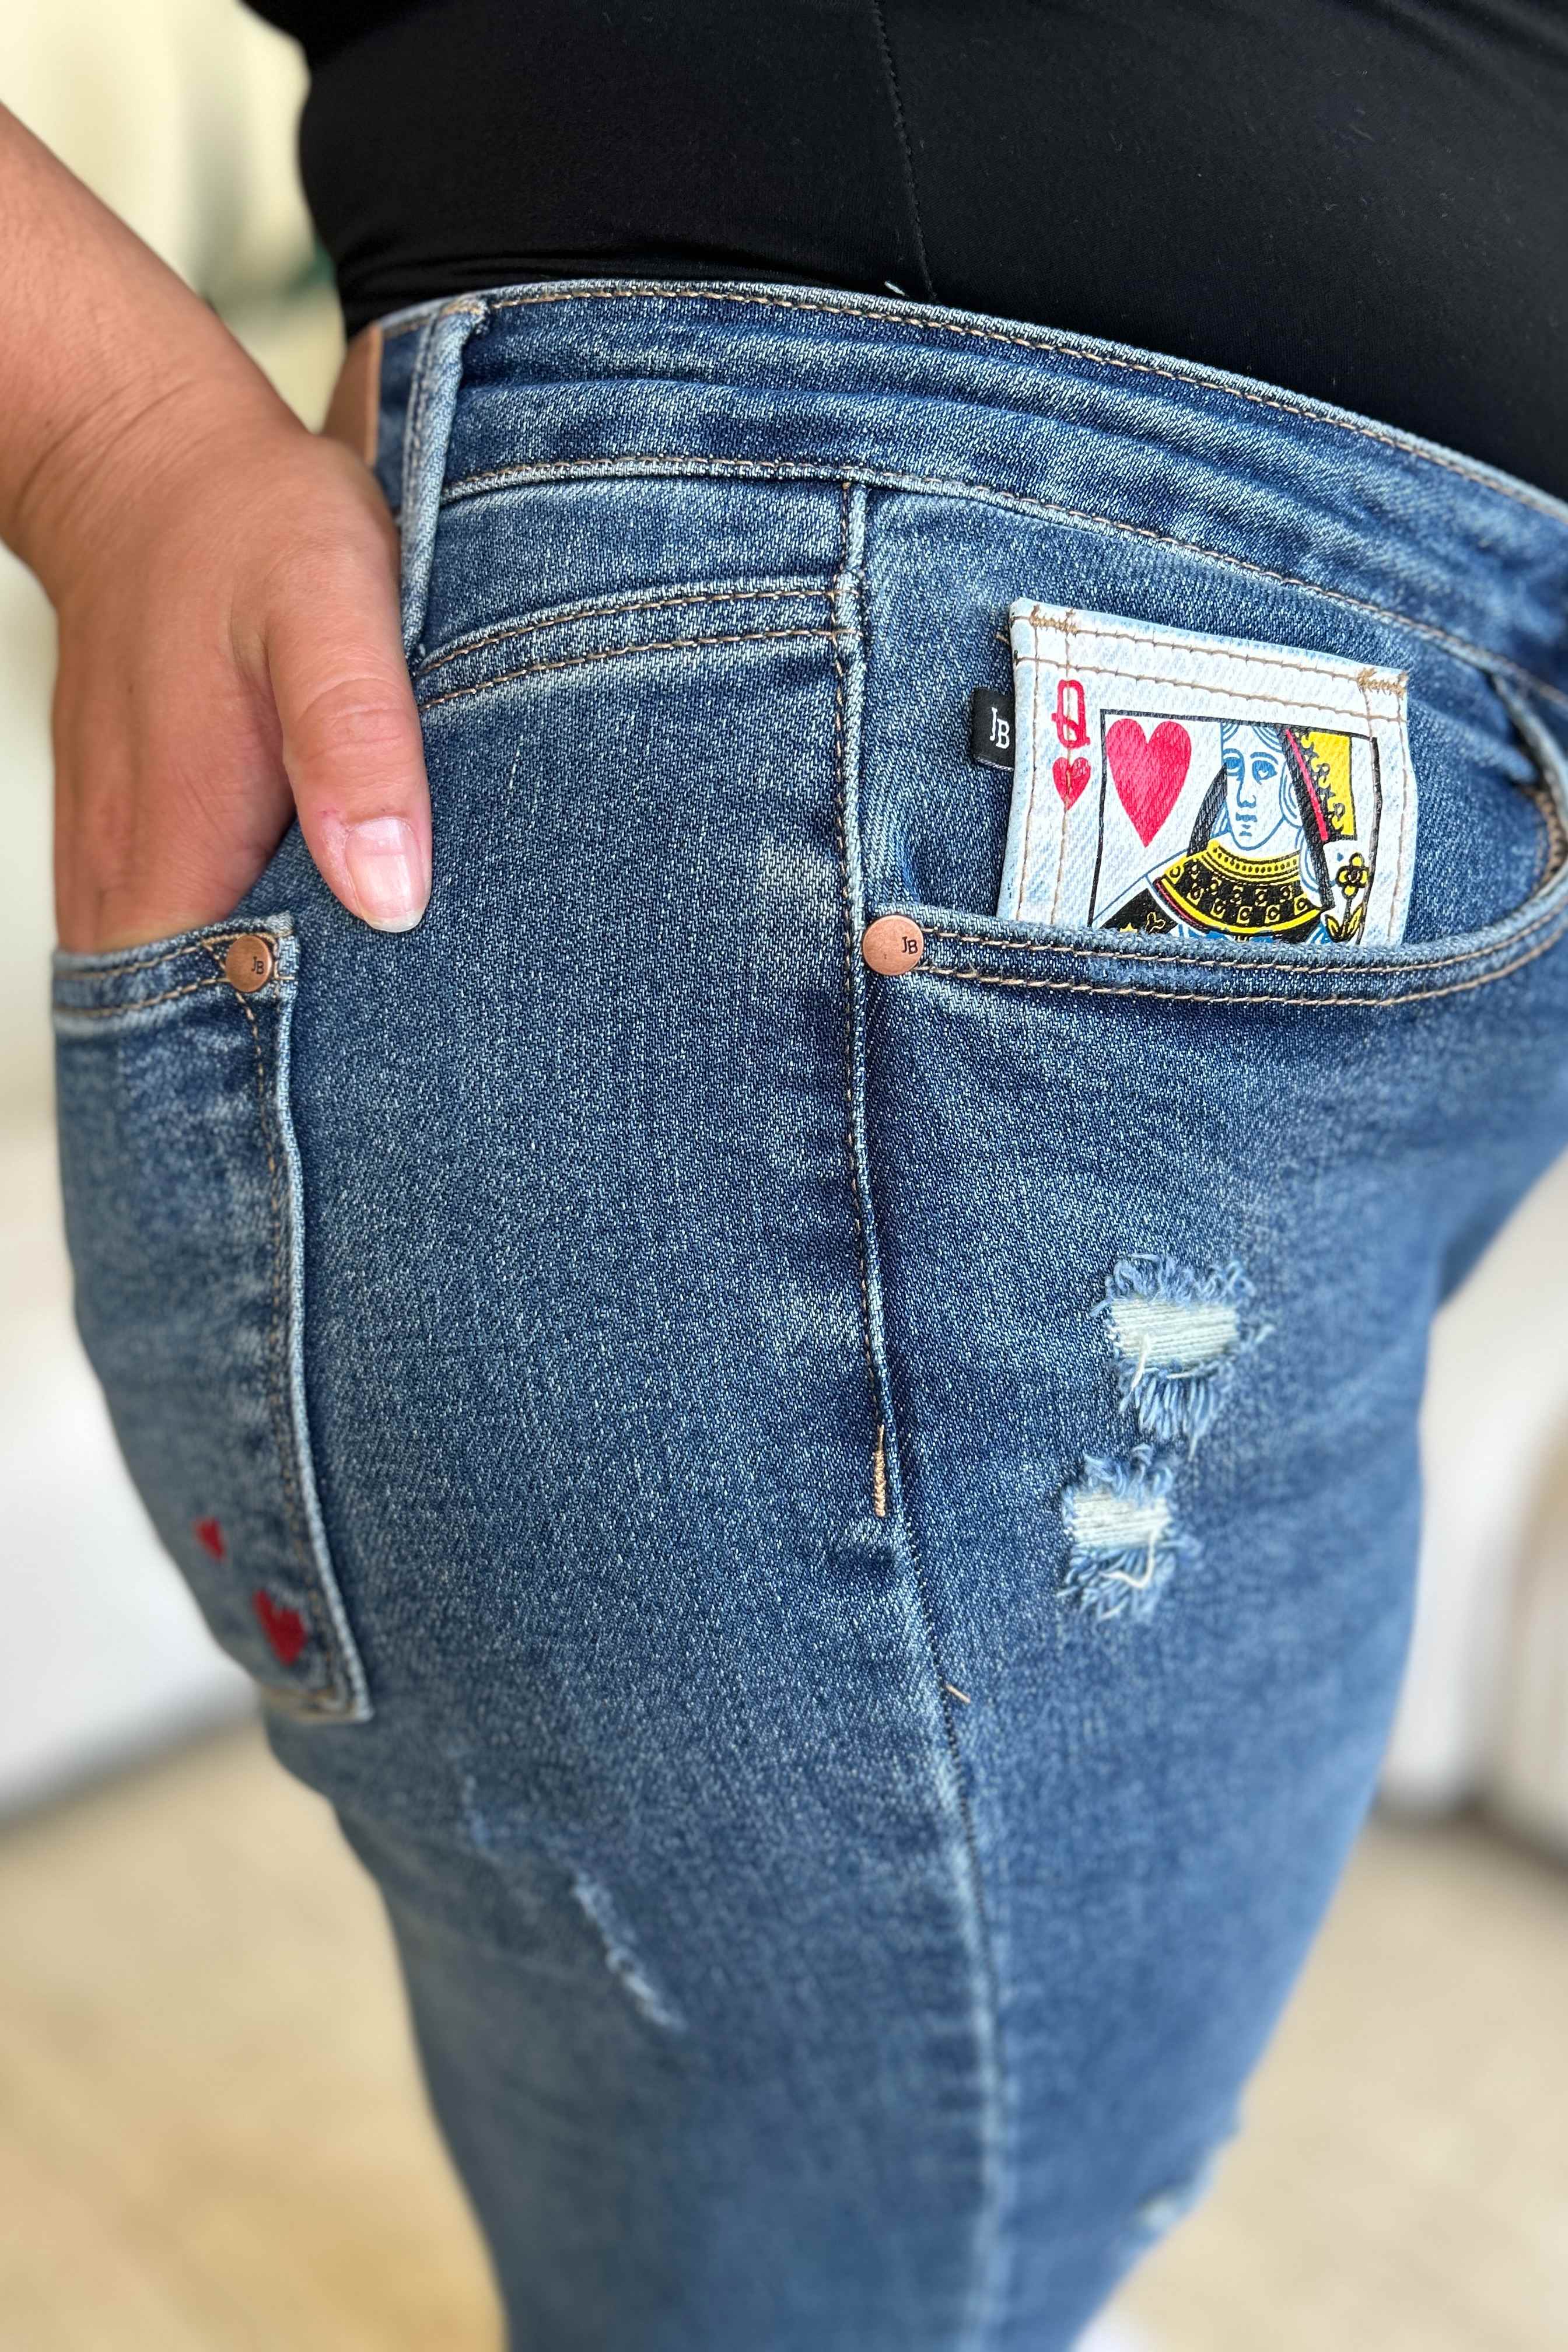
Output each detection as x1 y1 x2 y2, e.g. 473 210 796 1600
285 670 415 765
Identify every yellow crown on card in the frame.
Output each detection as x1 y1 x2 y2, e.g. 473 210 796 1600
1292 728 1354 839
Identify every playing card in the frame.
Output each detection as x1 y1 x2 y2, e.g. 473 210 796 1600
995 603 1417 945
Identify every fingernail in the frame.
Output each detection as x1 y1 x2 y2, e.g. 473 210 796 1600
342 816 427 931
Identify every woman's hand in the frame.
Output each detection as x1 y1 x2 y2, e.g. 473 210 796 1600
0 102 430 954
47 398 430 951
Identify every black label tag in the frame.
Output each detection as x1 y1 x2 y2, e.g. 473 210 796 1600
968 687 1016 769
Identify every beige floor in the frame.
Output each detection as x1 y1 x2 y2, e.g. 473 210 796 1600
0 1728 1563 2352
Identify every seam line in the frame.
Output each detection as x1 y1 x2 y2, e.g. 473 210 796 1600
924 905 1568 1007
199 947 346 1713
1016 618 1408 690
390 283 1568 527
831 487 882 1437
433 455 1568 717
1519 775 1554 895
55 973 230 1019
920 863 1568 978
416 582 832 675
52 930 260 984
836 480 1007 2350
867 0 936 300
416 626 842 712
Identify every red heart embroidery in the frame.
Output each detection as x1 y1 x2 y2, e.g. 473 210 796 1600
192 1516 226 1561
253 1588 308 1668
1052 755 1091 808
1105 719 1192 845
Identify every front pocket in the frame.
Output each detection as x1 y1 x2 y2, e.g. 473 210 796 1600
52 917 369 1720
875 677 1568 1014
857 488 1568 954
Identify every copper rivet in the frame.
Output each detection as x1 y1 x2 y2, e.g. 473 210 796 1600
224 933 275 994
860 915 926 975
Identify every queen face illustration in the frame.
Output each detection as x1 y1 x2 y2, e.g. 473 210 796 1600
1219 723 1304 858
1102 717 1330 944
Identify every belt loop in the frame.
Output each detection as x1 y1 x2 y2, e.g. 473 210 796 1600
399 298 488 661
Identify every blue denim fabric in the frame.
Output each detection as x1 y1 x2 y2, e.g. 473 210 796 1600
54 282 1568 2350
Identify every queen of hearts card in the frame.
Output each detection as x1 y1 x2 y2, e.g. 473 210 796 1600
996 604 1416 946
1101 720 1376 943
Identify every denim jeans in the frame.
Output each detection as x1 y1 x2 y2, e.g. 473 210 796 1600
53 282 1568 2350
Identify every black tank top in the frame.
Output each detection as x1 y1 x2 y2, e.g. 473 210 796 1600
248 1 1568 502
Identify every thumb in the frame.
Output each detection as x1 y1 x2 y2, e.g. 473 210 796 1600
265 533 431 933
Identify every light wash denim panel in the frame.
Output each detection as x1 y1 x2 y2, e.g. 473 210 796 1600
54 281 1568 2351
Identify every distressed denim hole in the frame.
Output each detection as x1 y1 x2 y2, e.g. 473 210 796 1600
1059 1446 1198 1623
1100 1256 1256 1452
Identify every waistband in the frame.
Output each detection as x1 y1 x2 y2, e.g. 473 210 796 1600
324 278 1568 715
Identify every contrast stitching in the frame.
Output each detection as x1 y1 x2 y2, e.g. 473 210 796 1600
416 625 843 712
835 474 1010 2351
1526 772 1566 886
428 284 1568 527
1523 783 1550 897
920 874 1568 978
832 487 881 1424
417 583 832 676
1496 676 1568 893
204 946 345 1710
436 455 1568 716
1018 659 1399 715
56 932 254 984
926 906 1568 1007
56 973 230 1018
1016 620 1407 691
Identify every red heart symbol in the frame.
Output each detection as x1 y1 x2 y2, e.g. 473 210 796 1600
1105 719 1192 845
192 1516 226 1561
253 1588 308 1668
1052 755 1091 808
